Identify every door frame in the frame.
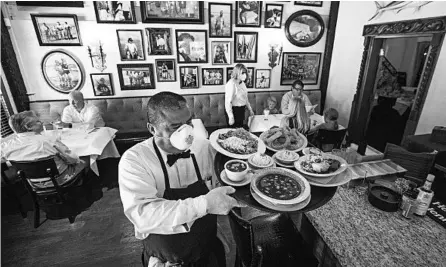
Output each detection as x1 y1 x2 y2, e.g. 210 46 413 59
348 16 446 154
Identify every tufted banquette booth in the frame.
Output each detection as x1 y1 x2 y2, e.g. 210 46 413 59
29 91 321 145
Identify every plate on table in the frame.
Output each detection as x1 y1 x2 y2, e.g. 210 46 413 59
250 186 311 212
304 167 354 187
259 127 308 153
272 154 296 169
250 167 311 205
210 128 266 160
220 169 253 187
294 154 348 182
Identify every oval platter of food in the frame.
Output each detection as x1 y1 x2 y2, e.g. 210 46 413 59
250 167 310 206
259 127 308 152
294 154 348 180
210 128 266 160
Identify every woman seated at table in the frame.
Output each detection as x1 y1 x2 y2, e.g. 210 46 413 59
1 111 86 189
280 98 311 135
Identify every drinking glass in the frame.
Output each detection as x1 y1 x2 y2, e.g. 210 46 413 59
263 109 270 120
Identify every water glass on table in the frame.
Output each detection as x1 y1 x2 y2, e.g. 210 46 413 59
263 109 270 120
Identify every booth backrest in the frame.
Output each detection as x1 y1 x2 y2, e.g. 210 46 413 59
29 91 321 134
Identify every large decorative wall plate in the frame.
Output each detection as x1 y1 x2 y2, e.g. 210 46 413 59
285 10 325 47
41 50 84 93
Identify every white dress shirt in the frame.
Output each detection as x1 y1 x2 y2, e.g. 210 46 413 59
118 137 217 240
281 91 312 115
225 79 252 120
61 103 105 127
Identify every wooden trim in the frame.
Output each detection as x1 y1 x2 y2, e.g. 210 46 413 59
320 1 340 112
363 16 446 36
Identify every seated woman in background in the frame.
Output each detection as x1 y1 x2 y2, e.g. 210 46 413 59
264 96 279 115
1 111 86 189
281 98 311 135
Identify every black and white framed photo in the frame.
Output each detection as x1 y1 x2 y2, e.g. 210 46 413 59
140 1 204 24
18 2 84 7
176 30 208 63
264 4 283 28
211 41 231 65
294 1 323 7
234 32 258 63
94 1 136 24
90 73 114 96
155 59 176 82
227 67 254 88
285 10 325 47
202 68 224 86
41 50 84 93
235 1 262 27
146 28 172 55
179 66 199 89
116 29 145 61
209 3 232 38
117 64 155 90
280 52 321 85
255 69 271 89
31 14 82 46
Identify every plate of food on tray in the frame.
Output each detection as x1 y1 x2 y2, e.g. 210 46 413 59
259 126 307 152
294 154 348 180
250 167 311 206
210 128 266 159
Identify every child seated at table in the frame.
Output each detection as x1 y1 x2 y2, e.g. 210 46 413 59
264 96 279 115
311 108 339 133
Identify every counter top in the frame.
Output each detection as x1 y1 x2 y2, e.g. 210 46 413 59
305 186 446 267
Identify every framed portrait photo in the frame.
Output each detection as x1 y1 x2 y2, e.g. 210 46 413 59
255 69 271 89
235 1 262 27
179 66 199 89
90 73 114 96
31 14 82 46
116 29 145 61
234 32 258 63
285 10 325 47
202 68 224 86
211 41 231 65
146 28 172 55
140 1 204 24
280 52 322 85
264 4 283 28
155 59 176 82
94 1 136 24
176 30 208 64
41 50 84 93
209 3 232 38
117 64 155 90
294 1 323 7
226 67 254 88
18 2 84 7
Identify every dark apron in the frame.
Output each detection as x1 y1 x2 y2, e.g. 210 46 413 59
142 139 217 266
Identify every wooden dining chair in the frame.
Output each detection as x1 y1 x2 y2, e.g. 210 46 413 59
312 128 348 152
9 156 87 228
383 143 437 185
228 208 318 267
1 162 28 218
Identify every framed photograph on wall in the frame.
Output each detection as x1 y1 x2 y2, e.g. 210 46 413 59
209 3 232 38
202 68 224 86
255 69 271 89
234 32 258 63
116 29 145 61
90 73 114 96
117 64 155 90
18 2 84 7
285 10 325 47
264 4 283 28
235 1 262 27
280 52 321 85
31 14 82 46
211 41 231 65
146 28 172 55
226 67 254 88
155 59 176 82
140 1 204 24
294 1 323 7
179 66 199 89
41 50 84 93
176 30 208 63
94 2 136 24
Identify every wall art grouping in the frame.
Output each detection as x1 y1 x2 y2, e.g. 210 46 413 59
31 1 326 95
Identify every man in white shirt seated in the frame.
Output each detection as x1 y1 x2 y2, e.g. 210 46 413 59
60 90 105 128
281 79 313 115
119 92 243 267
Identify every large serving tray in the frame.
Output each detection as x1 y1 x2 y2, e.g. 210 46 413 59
347 159 407 180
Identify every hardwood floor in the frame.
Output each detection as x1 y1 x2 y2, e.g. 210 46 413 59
1 188 237 267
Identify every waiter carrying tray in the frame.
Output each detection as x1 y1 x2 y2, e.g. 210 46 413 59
119 92 244 267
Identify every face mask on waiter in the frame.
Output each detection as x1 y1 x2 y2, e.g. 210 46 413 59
152 124 195 151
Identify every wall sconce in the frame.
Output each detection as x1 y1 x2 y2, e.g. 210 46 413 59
88 41 107 72
268 42 283 69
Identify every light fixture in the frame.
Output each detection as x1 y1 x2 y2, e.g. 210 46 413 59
268 42 283 69
88 41 107 72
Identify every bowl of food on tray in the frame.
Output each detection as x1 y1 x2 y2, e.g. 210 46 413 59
259 126 307 152
302 147 323 156
294 154 348 180
274 150 300 165
247 153 275 170
209 128 266 159
224 160 249 182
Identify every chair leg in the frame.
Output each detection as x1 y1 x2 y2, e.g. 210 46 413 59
68 216 75 224
33 205 40 228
